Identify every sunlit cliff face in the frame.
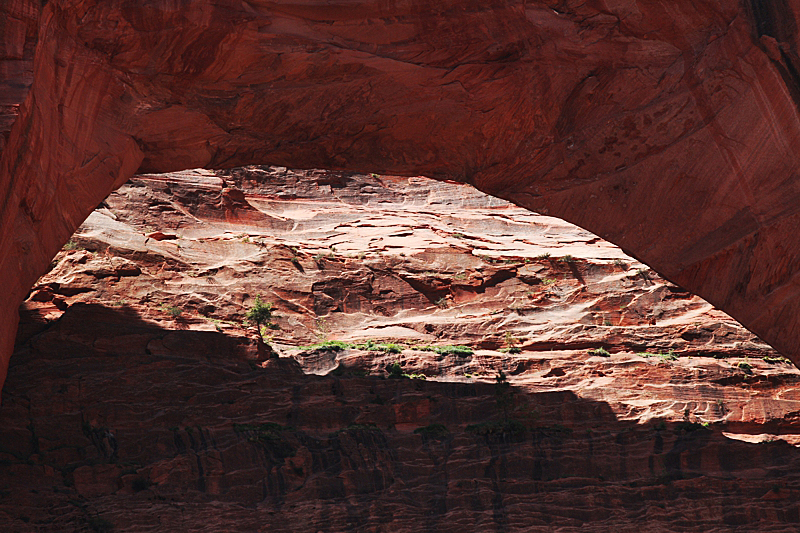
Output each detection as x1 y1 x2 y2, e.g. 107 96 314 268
4 0 800 395
4 0 800 529
2 167 800 532
29 166 762 358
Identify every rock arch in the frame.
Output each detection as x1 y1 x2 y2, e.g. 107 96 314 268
3 0 800 392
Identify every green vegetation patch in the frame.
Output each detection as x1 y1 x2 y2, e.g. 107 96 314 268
637 350 678 361
246 296 275 341
301 340 406 353
674 421 710 433
165 305 182 318
500 332 521 354
414 424 449 439
385 362 426 380
352 340 403 353
500 347 522 354
301 340 352 352
433 345 473 357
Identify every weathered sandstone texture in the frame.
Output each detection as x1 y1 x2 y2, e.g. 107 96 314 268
24 167 776 359
3 171 800 531
4 0 800 392
0 0 37 151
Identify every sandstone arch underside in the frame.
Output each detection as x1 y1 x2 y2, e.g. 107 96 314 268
3 0 800 391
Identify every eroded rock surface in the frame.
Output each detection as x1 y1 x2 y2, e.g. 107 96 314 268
3 170 800 531
22 168 775 358
0 0 37 152
4 0 800 392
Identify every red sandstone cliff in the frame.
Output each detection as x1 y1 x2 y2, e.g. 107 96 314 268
4 0 800 397
2 169 800 531
0 0 37 153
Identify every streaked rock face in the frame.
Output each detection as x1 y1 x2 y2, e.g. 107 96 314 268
3 0 800 393
4 169 800 531
22 168 771 357
0 0 37 151
6 322 800 532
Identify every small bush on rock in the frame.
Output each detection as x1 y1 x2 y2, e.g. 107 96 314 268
434 345 473 357
246 296 273 341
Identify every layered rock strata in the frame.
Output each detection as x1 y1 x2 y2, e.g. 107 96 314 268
5 324 800 532
3 170 800 531
22 168 774 358
4 0 800 394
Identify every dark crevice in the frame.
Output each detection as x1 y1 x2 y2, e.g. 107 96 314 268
779 48 800 102
750 0 797 40
749 0 800 112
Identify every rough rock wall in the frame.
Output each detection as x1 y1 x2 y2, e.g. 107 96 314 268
26 168 774 359
6 169 800 531
4 0 800 393
0 0 38 153
5 301 800 531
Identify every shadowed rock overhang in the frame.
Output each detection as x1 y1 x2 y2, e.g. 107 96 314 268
3 0 800 392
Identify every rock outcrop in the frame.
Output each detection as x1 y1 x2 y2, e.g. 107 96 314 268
23 168 776 358
4 0 800 395
4 170 800 531
6 316 800 532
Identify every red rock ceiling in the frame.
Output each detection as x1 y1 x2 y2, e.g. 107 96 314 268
3 0 800 392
